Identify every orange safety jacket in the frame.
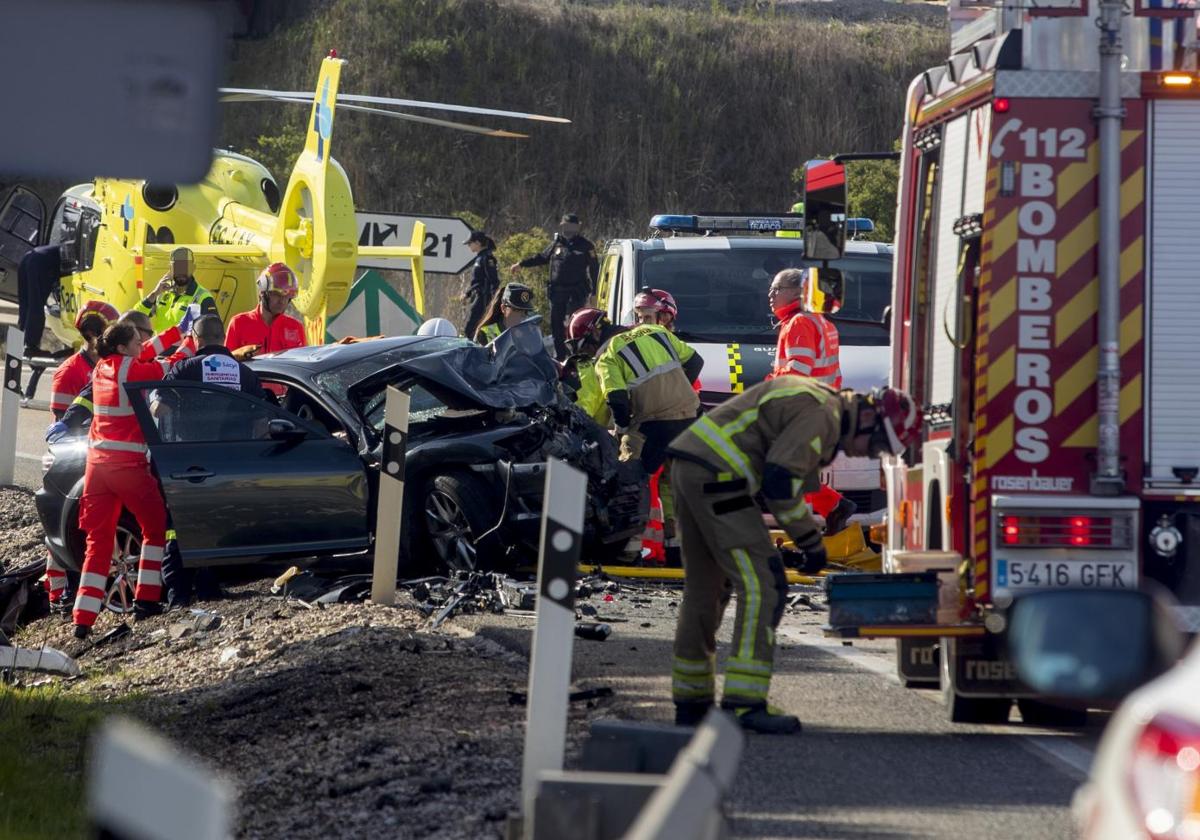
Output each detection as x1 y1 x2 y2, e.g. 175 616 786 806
770 300 842 388
50 352 95 416
88 327 191 464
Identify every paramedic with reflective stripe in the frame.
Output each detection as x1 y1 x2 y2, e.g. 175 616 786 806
666 379 922 734
70 319 182 637
48 302 118 418
766 267 856 534
595 323 703 475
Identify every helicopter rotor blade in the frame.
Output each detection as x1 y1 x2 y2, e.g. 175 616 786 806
219 87 570 124
222 92 528 138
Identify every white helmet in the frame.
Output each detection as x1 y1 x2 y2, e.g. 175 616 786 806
416 317 457 337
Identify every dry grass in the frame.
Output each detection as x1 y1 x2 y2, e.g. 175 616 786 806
222 0 947 238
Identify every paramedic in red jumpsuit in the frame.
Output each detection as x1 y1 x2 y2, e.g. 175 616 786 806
70 320 181 637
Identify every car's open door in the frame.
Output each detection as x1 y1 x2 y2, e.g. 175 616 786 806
0 186 47 302
124 380 371 564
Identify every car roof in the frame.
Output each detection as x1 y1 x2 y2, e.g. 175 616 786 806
617 237 892 256
248 335 457 377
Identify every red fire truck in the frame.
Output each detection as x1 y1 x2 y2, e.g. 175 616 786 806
827 0 1200 724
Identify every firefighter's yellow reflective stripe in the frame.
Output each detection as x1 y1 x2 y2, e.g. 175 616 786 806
723 676 770 701
73 395 94 411
672 656 714 675
726 657 773 676
810 437 822 453
731 548 761 662
165 529 177 541
691 416 753 481
727 343 744 394
672 681 715 700
627 359 683 389
774 496 810 526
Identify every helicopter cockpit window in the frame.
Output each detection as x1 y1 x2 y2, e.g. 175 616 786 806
77 208 101 273
49 199 82 272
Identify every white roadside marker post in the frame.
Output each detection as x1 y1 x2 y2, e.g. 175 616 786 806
371 385 410 605
89 718 234 840
521 457 587 834
0 327 25 487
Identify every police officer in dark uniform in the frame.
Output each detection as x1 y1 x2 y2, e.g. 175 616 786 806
511 213 599 359
461 231 500 340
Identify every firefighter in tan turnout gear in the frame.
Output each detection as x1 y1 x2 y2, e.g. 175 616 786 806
667 379 923 734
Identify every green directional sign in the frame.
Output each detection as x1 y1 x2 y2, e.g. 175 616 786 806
325 269 421 342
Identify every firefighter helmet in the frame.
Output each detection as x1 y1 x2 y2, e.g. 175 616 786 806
74 300 120 336
871 387 922 455
257 262 299 298
803 267 843 315
633 288 678 319
567 308 608 341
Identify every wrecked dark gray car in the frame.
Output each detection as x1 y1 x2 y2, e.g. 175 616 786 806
36 322 645 575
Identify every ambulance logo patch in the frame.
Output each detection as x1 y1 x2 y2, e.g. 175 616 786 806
201 355 242 390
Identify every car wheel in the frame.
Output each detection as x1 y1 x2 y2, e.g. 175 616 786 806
422 473 503 573
104 523 142 614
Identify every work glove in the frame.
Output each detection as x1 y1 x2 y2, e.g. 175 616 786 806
45 421 68 443
781 544 827 575
231 344 260 361
176 303 199 335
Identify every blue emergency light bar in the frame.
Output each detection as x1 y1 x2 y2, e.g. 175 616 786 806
650 213 875 236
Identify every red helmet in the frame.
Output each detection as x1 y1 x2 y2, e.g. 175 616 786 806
567 308 608 341
74 300 119 334
873 387 923 455
633 287 678 319
257 262 299 298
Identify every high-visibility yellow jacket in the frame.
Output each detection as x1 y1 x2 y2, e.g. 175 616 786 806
572 357 611 427
135 278 218 333
596 324 702 430
667 377 847 549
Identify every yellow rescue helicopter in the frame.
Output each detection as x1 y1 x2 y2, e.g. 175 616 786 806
0 52 568 348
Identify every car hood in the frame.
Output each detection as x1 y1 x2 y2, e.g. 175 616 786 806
349 319 562 413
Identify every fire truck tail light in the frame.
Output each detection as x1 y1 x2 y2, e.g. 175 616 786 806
993 97 1011 113
1130 714 1200 839
995 513 1132 549
1163 73 1195 88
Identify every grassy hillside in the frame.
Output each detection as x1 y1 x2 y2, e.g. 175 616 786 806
223 0 947 238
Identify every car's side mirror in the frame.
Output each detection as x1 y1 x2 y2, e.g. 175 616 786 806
1006 588 1187 702
268 418 307 442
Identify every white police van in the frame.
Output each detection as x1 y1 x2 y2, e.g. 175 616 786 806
597 213 893 522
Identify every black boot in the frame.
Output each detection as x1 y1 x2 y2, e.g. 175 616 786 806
132 600 162 622
674 701 714 727
72 623 91 640
722 702 802 735
823 497 858 536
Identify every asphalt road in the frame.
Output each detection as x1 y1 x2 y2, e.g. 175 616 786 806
465 587 1098 840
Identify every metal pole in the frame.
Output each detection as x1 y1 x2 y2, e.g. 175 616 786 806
0 327 25 487
370 386 410 605
521 458 586 834
1093 0 1126 495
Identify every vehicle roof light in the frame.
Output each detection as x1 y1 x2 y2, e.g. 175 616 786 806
649 213 804 234
1163 73 1195 87
649 213 874 237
